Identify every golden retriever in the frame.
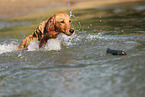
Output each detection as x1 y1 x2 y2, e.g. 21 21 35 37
16 12 74 50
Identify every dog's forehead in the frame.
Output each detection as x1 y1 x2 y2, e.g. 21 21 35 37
55 13 70 21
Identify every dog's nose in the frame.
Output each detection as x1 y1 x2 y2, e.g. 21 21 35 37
69 29 74 33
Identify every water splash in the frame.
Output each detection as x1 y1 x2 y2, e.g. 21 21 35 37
0 33 117 54
0 43 17 54
0 32 135 54
27 33 75 51
43 38 61 51
86 33 103 40
67 0 70 8
27 41 39 51
67 0 82 31
0 34 76 54
100 16 102 22
69 10 75 18
69 9 82 32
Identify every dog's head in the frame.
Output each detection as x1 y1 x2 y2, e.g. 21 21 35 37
45 12 74 36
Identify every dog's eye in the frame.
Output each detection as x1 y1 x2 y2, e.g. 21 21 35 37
61 21 65 23
69 20 71 23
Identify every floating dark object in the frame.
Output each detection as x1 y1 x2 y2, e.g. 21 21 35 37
107 48 127 55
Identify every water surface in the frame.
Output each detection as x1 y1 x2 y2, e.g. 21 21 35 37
0 5 145 97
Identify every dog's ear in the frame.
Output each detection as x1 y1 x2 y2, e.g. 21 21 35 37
32 20 47 40
45 16 55 33
38 15 55 34
38 20 48 34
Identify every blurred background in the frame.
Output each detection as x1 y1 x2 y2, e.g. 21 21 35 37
0 0 94 19
0 0 144 19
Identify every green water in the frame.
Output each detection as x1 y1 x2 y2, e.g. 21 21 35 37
0 5 145 97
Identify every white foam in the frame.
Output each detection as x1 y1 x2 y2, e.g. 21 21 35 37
57 33 74 46
86 33 103 40
27 33 74 51
43 38 61 51
0 43 17 54
0 33 75 54
27 41 39 51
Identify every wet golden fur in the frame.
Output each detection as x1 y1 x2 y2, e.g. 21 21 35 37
16 12 74 50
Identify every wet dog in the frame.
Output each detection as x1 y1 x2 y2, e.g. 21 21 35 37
16 12 74 50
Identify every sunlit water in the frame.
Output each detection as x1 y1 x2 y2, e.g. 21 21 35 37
0 5 145 97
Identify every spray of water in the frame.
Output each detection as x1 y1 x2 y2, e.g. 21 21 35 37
67 0 82 32
0 33 76 54
0 43 17 54
28 33 75 51
1 32 122 54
